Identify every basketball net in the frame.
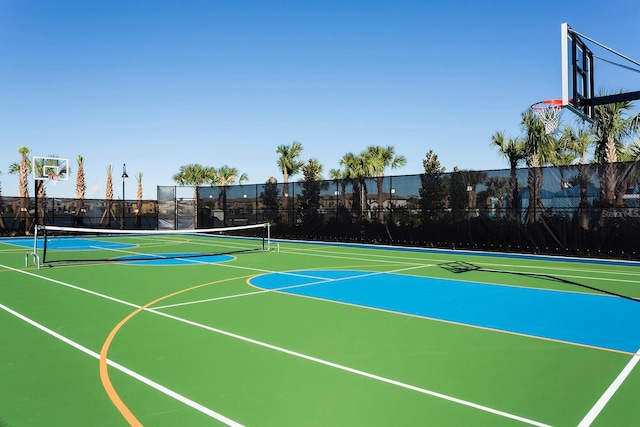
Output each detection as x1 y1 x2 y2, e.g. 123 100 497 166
48 173 60 186
531 99 564 135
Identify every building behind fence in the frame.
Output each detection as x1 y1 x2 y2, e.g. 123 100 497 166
2 163 640 260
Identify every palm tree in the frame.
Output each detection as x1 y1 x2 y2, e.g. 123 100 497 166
8 147 31 232
74 155 86 226
276 142 304 222
216 165 248 225
521 110 558 223
448 168 487 220
484 176 511 218
590 99 640 208
329 167 348 209
363 145 407 221
172 164 217 228
621 139 640 160
101 165 115 227
172 164 217 197
560 126 593 229
490 132 525 220
134 172 143 228
339 152 369 219
17 147 30 201
136 172 143 201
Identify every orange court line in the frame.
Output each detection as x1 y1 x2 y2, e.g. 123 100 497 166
99 274 254 426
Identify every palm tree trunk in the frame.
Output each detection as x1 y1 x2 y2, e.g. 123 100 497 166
351 182 360 219
102 201 112 228
282 174 289 224
604 136 618 206
534 167 543 222
603 162 617 207
222 187 228 226
508 166 517 220
74 199 84 226
578 163 589 230
134 205 141 228
527 157 542 223
18 151 30 233
360 180 367 219
376 176 384 221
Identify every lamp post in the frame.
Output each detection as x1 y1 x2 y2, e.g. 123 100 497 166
334 187 340 223
121 164 128 229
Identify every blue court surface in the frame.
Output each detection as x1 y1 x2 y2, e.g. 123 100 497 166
1 237 235 265
1 236 135 250
250 269 640 354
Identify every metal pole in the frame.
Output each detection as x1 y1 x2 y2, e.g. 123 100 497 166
121 164 128 229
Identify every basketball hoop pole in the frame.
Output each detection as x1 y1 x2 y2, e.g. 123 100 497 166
34 178 39 232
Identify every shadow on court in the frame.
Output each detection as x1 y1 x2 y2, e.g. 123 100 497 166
42 248 264 267
438 260 640 303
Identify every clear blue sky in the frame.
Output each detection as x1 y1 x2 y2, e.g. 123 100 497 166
1 0 639 199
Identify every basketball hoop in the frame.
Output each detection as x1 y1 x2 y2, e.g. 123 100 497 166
531 99 564 135
48 173 60 186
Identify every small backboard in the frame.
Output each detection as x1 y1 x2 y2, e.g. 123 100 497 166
32 156 69 183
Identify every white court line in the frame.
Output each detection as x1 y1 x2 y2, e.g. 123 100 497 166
154 264 432 309
0 301 244 427
280 245 640 282
0 262 549 426
278 247 640 297
144 305 553 427
577 348 640 426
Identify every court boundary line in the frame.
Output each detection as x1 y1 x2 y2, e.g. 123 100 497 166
7 249 636 355
154 265 431 309
0 300 244 427
143 306 553 427
273 238 640 267
151 264 636 357
278 247 640 298
577 348 640 426
247 270 638 356
0 261 551 426
280 246 640 283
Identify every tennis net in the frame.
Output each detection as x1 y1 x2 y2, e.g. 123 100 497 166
26 223 272 268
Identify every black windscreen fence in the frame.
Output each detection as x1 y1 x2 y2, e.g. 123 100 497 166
2 162 639 260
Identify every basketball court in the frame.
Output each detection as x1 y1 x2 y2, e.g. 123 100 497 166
1 23 640 427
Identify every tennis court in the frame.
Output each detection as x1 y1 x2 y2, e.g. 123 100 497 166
1 226 639 426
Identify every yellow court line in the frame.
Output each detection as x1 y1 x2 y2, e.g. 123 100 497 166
99 274 253 426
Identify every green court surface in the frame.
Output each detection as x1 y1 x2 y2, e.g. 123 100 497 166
1 231 639 426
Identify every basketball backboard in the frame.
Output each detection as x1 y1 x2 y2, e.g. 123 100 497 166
32 156 69 182
561 22 640 122
561 23 595 120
